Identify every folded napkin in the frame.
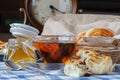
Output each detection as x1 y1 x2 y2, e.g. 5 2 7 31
41 13 120 35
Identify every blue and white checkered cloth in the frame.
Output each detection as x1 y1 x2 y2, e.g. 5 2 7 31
0 62 120 80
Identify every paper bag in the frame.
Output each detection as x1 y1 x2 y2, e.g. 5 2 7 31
41 13 120 35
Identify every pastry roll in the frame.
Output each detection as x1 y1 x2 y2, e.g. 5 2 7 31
77 27 115 42
64 60 86 77
85 55 114 74
85 27 115 37
0 40 7 53
76 48 114 74
76 48 100 62
77 31 86 42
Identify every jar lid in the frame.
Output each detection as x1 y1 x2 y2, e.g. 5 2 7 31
10 23 39 34
10 27 38 39
9 23 39 39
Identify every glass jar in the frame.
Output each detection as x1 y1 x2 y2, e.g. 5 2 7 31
7 38 35 65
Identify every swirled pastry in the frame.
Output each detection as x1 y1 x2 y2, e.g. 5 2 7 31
85 55 114 74
77 27 115 42
64 48 114 77
76 48 114 74
77 31 86 42
76 48 100 62
86 27 115 37
0 40 7 53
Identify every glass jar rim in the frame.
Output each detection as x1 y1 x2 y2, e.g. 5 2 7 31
37 35 75 37
33 35 76 43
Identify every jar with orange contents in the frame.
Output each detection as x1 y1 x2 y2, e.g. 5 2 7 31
7 38 35 65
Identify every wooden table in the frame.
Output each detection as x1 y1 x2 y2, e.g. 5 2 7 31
0 33 14 41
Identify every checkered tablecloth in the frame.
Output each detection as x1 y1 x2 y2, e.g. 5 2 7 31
0 62 120 80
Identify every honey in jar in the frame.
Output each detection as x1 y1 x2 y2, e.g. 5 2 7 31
7 38 35 65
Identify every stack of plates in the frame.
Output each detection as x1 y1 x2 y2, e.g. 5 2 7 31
9 23 39 39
